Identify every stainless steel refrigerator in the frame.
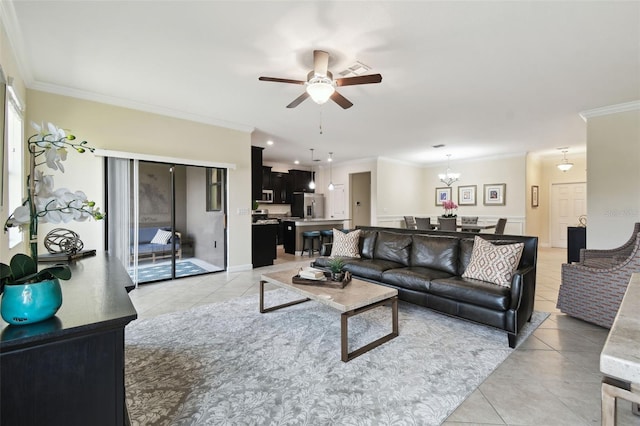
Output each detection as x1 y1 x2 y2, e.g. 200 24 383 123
291 193 325 218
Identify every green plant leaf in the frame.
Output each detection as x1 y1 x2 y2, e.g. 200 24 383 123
9 253 37 280
44 265 72 281
0 263 11 280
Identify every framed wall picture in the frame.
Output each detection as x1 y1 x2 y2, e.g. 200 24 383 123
457 185 477 206
531 185 539 207
435 187 452 206
483 183 506 206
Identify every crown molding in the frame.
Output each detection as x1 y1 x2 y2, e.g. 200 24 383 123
579 100 640 121
0 0 34 85
30 81 255 133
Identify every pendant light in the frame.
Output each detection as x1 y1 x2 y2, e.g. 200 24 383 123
557 149 574 172
308 149 316 190
328 152 335 191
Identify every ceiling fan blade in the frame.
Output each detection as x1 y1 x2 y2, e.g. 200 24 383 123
335 74 383 87
313 50 329 76
286 92 310 108
331 91 353 109
259 76 305 85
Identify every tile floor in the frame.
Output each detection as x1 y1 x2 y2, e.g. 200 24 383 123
127 246 640 425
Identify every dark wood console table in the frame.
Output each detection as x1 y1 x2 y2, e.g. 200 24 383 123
0 253 137 426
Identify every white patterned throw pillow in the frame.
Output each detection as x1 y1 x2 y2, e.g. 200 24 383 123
462 236 524 287
150 229 173 245
330 229 361 258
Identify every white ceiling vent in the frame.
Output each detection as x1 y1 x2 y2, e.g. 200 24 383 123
339 61 372 77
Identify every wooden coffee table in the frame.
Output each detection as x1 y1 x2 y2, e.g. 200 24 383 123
260 269 399 362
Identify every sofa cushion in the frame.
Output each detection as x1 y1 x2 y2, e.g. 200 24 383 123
411 235 459 275
462 236 524 287
343 259 404 281
150 229 173 245
374 232 412 266
359 230 378 259
382 267 453 292
330 229 361 257
430 276 511 311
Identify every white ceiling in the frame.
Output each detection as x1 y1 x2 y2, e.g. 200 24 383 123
5 1 640 167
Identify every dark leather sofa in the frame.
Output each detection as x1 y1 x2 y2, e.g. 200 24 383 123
311 226 538 348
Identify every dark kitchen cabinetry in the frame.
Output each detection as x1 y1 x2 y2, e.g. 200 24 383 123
283 220 297 254
567 226 586 264
251 146 264 202
288 169 314 195
262 166 272 190
252 223 277 267
271 171 289 204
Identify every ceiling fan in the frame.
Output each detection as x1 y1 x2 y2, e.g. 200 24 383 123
259 50 382 109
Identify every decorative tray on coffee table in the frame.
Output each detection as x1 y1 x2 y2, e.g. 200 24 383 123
292 271 352 289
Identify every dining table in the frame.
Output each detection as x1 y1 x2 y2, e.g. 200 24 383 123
427 223 497 231
459 224 496 232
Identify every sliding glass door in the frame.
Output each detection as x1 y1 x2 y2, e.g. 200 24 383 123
107 158 227 285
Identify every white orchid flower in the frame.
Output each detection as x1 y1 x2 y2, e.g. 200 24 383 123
44 145 68 172
33 170 55 197
10 205 31 225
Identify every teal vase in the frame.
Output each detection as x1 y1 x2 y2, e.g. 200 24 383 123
1 279 63 325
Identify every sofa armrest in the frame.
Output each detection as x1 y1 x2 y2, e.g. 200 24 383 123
509 265 535 311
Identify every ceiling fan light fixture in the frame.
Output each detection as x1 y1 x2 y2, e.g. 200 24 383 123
306 76 335 104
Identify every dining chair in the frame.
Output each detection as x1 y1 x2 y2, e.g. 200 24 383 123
415 217 431 230
495 218 507 234
404 216 417 230
461 216 479 232
438 217 457 231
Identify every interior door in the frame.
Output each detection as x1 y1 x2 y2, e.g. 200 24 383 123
550 182 587 248
350 172 371 228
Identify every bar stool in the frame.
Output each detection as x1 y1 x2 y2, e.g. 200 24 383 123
301 231 321 257
320 229 334 246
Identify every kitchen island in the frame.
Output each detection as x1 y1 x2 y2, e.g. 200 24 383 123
282 218 349 255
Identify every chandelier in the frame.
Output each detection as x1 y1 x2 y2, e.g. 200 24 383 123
438 154 460 186
557 149 573 172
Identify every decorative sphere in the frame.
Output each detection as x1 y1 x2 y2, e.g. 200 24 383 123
44 228 84 254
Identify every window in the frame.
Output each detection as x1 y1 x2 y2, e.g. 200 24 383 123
7 92 24 248
206 167 225 211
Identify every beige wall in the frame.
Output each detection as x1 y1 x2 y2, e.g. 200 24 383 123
24 90 252 270
586 108 640 248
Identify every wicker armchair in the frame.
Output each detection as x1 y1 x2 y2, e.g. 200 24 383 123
556 223 640 328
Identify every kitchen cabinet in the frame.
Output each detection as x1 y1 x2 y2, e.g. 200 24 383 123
287 169 314 195
271 171 289 204
252 223 278 267
283 220 297 254
251 146 264 202
567 226 586 263
262 166 272 189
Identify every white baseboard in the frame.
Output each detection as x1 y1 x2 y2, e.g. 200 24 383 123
228 263 253 273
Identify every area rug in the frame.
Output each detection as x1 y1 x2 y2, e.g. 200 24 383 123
129 260 208 282
125 289 548 425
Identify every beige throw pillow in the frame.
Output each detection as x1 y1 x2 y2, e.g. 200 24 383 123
330 229 361 258
462 236 524 287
